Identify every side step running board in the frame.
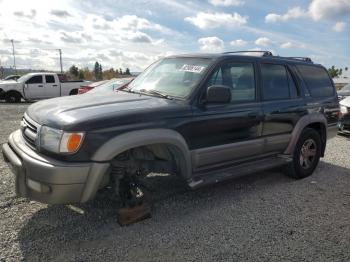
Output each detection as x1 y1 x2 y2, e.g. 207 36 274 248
188 156 291 190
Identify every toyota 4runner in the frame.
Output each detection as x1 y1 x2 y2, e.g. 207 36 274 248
2 51 339 213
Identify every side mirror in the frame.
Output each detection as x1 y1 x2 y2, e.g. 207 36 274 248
24 83 28 88
206 85 231 104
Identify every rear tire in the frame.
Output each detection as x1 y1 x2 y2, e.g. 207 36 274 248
69 89 78 95
5 91 21 103
285 128 321 179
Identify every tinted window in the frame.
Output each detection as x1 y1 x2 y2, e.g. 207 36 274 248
45 75 55 83
296 65 334 97
27 75 43 84
208 62 255 102
261 64 289 100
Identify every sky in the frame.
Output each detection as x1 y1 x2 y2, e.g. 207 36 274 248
0 0 349 73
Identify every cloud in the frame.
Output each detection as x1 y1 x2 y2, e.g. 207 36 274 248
13 9 36 19
0 49 12 55
280 42 294 49
230 39 247 47
208 0 244 7
309 0 350 21
185 12 248 29
198 36 224 52
265 7 306 23
333 21 346 32
50 10 72 18
266 0 350 23
255 37 272 46
125 32 153 43
118 15 155 31
27 37 52 45
60 32 83 43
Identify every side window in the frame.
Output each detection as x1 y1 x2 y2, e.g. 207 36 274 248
261 64 289 100
207 62 256 102
45 75 55 83
296 65 334 97
26 75 43 84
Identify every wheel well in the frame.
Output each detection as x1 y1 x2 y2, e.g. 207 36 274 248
305 122 327 156
110 143 187 178
69 89 78 95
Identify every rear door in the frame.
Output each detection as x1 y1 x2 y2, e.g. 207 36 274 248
190 59 264 170
259 62 306 154
44 74 60 98
24 75 45 99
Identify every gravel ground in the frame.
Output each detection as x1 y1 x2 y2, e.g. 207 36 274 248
0 102 350 262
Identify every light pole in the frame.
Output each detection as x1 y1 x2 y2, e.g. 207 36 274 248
58 49 63 73
10 39 16 73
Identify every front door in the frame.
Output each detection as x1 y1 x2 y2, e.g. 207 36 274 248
189 60 264 171
24 75 45 99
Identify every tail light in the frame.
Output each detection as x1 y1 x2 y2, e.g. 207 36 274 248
78 86 94 94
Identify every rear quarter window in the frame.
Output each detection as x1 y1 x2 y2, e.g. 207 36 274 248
296 65 334 98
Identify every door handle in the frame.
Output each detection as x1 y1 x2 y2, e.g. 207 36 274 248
38 85 43 87
248 112 264 121
52 85 58 87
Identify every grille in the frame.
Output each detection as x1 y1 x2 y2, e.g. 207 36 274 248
21 114 40 149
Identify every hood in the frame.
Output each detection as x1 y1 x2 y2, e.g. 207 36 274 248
340 96 350 107
0 81 19 87
337 90 350 97
26 91 186 131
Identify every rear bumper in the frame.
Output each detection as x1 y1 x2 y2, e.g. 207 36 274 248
2 130 110 204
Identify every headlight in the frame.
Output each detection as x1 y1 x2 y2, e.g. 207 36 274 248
340 105 348 115
40 126 84 154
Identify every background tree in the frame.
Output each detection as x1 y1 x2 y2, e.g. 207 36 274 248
78 69 85 80
67 64 131 81
99 64 103 80
69 65 79 79
82 67 94 80
94 62 100 80
328 66 343 78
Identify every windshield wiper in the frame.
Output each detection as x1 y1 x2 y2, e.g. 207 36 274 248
139 89 173 99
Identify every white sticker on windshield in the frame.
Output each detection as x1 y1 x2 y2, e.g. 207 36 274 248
180 64 205 73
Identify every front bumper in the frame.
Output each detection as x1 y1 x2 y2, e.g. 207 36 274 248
338 116 350 134
2 130 110 204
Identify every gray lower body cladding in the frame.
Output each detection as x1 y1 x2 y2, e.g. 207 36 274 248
2 129 109 204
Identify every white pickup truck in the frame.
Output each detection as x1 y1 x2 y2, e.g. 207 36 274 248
0 72 90 103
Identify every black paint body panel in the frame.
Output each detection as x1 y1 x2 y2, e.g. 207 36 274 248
24 54 339 163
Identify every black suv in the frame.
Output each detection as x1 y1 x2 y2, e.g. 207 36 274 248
2 51 339 209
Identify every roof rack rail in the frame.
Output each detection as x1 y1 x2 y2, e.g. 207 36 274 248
223 50 273 57
283 57 313 63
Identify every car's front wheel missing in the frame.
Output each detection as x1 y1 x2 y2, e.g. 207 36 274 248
285 128 322 179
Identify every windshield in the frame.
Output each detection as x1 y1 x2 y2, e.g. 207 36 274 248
89 78 134 93
17 75 29 83
342 83 350 91
128 57 213 98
